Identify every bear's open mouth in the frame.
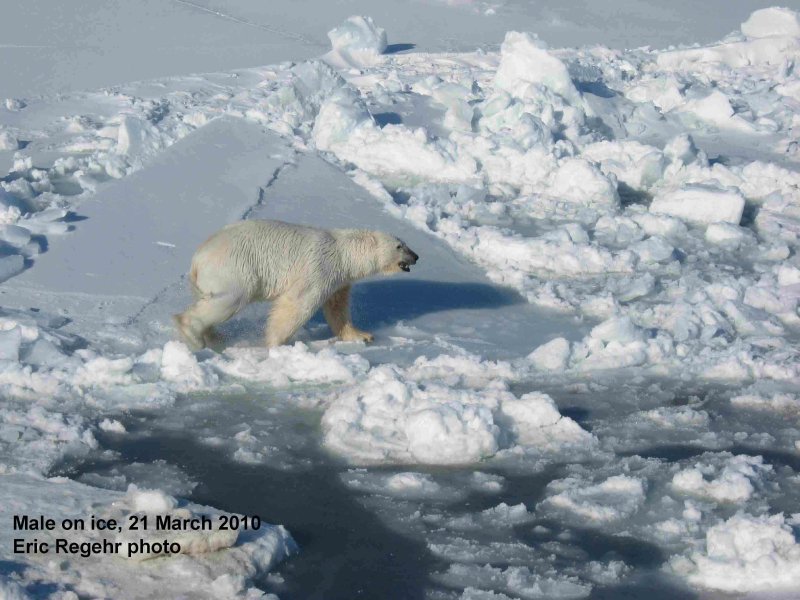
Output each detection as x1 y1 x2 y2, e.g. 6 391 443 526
399 262 411 272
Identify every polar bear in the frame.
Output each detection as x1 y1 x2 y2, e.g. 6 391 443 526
174 219 419 349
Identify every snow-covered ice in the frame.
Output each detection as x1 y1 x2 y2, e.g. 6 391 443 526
3 1 800 598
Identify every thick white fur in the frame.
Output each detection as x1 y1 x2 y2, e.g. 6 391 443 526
174 219 412 349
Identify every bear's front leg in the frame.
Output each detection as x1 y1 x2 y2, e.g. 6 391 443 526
323 285 374 343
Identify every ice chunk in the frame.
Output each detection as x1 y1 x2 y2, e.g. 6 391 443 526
582 141 666 191
590 316 644 344
663 134 705 167
0 578 30 600
0 224 31 247
0 129 20 150
99 418 127 433
674 512 800 592
650 185 745 225
4 99 25 111
328 16 387 66
741 8 800 39
127 485 177 513
385 472 442 495
74 355 135 388
705 222 751 247
731 390 800 412
21 337 71 368
322 363 592 465
671 454 770 504
541 475 646 522
548 158 620 208
658 16 800 70
682 91 734 124
777 264 800 287
0 326 22 361
630 236 674 264
626 75 684 112
322 366 500 465
500 392 595 449
210 344 368 386
528 337 571 371
312 86 372 149
0 255 24 283
494 31 581 105
116 115 156 156
160 341 218 391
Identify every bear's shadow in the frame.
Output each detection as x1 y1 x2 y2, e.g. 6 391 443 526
350 278 522 327
218 279 522 345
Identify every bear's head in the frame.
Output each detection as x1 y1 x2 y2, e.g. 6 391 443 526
374 232 419 275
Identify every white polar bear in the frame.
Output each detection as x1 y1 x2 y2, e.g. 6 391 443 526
174 219 419 349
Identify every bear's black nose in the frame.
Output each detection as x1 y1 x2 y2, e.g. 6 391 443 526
408 249 419 264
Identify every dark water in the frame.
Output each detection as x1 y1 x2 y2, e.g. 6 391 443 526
69 427 444 599
56 418 705 600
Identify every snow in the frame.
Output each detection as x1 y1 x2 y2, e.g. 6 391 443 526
3 1 800 597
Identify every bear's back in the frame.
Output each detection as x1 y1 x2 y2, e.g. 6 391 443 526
199 220 336 299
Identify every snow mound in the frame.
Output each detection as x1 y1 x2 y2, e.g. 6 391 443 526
741 7 800 39
674 512 800 593
650 185 745 225
321 363 593 465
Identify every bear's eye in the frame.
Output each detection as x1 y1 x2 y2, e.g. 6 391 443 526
396 244 402 250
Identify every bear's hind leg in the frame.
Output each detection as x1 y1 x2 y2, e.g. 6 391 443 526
323 285 374 343
174 292 244 350
202 326 224 350
265 289 322 348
